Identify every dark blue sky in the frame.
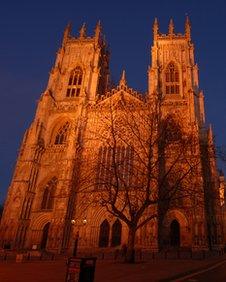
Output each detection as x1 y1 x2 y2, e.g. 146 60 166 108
0 0 226 203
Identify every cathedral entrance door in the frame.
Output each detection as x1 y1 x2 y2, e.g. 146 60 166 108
40 222 50 249
170 219 180 247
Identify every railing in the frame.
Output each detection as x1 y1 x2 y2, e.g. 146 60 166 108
76 248 226 262
0 250 64 262
0 248 225 262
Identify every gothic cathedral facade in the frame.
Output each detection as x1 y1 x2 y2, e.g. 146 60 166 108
0 18 224 253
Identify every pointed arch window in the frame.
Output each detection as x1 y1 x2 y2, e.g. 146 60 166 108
98 219 110 247
163 116 182 143
41 178 57 210
66 67 83 97
111 219 122 247
165 63 180 95
54 122 70 145
96 146 134 190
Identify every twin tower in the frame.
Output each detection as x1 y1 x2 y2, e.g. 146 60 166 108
45 17 204 126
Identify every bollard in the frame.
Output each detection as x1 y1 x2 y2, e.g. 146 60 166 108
202 250 205 259
27 252 31 260
164 250 167 259
114 250 119 260
51 253 55 260
139 250 142 261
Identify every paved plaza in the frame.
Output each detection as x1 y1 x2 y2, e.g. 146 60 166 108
0 254 226 282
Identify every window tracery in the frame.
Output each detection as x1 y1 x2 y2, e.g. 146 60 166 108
41 178 57 210
165 63 180 95
54 122 70 145
96 146 134 189
66 67 83 97
162 116 182 143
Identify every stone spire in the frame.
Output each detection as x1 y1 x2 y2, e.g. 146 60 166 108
62 22 72 46
185 15 191 40
153 17 159 40
79 23 86 38
168 18 174 35
119 70 127 87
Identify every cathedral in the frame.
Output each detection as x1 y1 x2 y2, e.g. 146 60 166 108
0 18 225 254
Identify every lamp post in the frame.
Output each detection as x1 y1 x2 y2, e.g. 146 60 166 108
73 231 79 257
71 218 87 257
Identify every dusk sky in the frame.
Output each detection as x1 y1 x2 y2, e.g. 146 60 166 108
0 0 226 204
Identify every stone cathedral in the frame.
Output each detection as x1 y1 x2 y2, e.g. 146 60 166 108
0 18 225 254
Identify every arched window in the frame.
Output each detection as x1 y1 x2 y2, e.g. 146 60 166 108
111 219 122 247
54 122 70 145
96 146 134 189
66 67 83 97
41 178 57 210
163 116 182 143
165 63 180 95
98 219 110 247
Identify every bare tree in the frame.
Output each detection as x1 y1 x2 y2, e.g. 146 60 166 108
76 93 203 263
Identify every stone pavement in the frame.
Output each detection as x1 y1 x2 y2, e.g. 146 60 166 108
0 255 226 282
95 255 226 282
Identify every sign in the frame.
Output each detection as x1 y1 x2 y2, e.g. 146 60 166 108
65 257 81 282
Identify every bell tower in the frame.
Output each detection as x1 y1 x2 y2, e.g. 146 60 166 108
46 21 110 103
148 17 205 126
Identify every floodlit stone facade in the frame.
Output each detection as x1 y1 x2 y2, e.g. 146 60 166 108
0 18 225 253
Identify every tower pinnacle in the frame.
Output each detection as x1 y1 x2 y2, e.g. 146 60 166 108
207 124 214 143
168 18 174 35
185 15 191 40
79 23 86 38
95 20 101 35
62 22 72 46
95 20 101 43
153 17 159 40
119 70 127 87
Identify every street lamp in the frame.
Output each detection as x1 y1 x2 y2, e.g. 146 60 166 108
71 218 87 257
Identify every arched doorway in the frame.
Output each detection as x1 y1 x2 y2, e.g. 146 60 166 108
40 222 50 249
98 220 110 247
111 219 122 247
170 219 180 247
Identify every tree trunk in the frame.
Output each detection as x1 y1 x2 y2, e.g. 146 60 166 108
125 227 136 263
